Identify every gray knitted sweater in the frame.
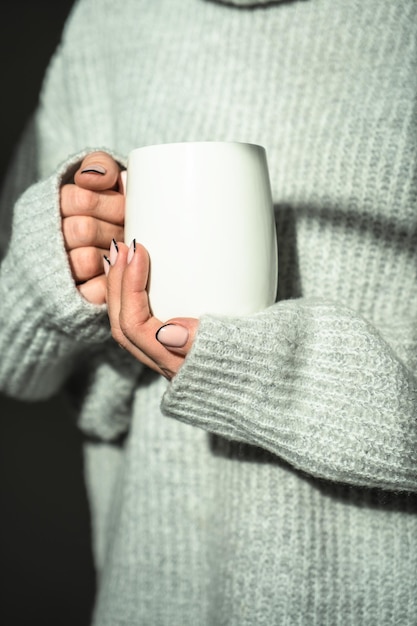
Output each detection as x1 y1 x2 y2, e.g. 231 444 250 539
0 0 416 624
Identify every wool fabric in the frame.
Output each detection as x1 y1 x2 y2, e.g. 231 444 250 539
0 0 416 624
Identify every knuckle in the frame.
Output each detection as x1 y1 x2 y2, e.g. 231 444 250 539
119 309 145 339
59 184 70 209
69 215 97 245
118 316 131 338
111 326 124 344
69 247 97 275
77 278 105 305
73 186 98 214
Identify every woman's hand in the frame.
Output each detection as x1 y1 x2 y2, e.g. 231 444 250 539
60 151 125 304
105 239 198 379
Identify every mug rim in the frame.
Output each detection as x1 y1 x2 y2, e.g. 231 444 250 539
128 140 266 155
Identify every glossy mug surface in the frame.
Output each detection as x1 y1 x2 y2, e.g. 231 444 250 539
124 141 278 320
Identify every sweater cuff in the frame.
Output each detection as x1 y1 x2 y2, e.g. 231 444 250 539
0 149 124 397
161 300 417 491
3 149 126 344
160 310 275 440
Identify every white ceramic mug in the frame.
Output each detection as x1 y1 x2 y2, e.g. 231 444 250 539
123 141 278 320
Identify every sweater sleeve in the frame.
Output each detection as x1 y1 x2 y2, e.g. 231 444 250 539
0 0 142 439
161 299 417 492
0 142 109 398
0 118 142 441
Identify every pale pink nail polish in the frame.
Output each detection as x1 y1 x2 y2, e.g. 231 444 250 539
127 239 136 264
81 164 107 175
110 239 118 266
155 324 189 348
103 255 111 276
119 170 127 195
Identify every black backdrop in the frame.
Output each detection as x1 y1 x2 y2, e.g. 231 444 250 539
0 2 96 625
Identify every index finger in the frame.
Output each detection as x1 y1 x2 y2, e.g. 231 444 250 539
74 151 123 192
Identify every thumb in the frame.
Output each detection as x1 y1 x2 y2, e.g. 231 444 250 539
155 318 199 356
74 151 122 191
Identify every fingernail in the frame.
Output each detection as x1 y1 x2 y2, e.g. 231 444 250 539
119 170 127 195
156 324 189 348
103 255 111 276
110 239 118 266
127 239 136 264
80 164 107 175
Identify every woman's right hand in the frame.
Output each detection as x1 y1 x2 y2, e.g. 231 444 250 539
60 151 125 305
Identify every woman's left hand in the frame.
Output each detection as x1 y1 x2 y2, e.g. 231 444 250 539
105 239 198 379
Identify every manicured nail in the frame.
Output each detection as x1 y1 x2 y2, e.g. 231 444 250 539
80 164 106 175
127 239 136 264
103 255 111 276
119 170 127 195
110 239 118 266
156 324 189 348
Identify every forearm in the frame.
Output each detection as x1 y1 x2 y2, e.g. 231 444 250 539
162 299 417 492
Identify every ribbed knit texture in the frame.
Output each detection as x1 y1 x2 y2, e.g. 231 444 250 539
0 0 416 624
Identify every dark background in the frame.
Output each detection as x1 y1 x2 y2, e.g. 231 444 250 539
0 2 96 625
